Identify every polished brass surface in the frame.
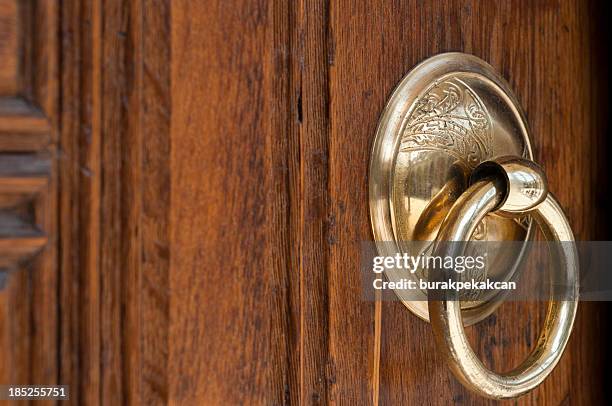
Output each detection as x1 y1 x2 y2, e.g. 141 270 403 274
470 156 548 214
428 158 578 399
369 53 533 324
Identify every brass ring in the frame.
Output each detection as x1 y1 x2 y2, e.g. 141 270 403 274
428 160 579 399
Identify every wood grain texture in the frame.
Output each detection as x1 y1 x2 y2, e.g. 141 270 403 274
59 1 101 403
170 1 295 403
59 0 171 405
0 0 18 95
140 1 171 404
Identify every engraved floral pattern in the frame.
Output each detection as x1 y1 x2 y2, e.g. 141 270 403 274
400 78 492 167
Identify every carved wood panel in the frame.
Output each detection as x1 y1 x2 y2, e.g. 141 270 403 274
0 0 57 396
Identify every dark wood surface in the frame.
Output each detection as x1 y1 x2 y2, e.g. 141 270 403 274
0 1 609 405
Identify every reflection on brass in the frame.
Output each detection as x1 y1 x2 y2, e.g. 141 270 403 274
429 158 577 399
412 162 468 242
369 53 578 399
470 156 548 213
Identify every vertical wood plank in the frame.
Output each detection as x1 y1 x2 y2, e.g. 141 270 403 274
140 0 171 404
298 0 333 403
170 0 294 403
324 0 385 403
60 0 172 405
99 0 135 403
59 0 102 403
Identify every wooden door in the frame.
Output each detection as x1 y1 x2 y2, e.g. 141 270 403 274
0 0 610 404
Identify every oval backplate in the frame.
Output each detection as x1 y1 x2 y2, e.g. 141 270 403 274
369 53 533 325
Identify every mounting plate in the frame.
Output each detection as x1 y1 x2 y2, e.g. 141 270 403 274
369 53 533 325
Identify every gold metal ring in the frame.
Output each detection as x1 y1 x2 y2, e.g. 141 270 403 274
428 158 579 399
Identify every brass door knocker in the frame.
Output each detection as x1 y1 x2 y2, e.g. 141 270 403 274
369 53 578 399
